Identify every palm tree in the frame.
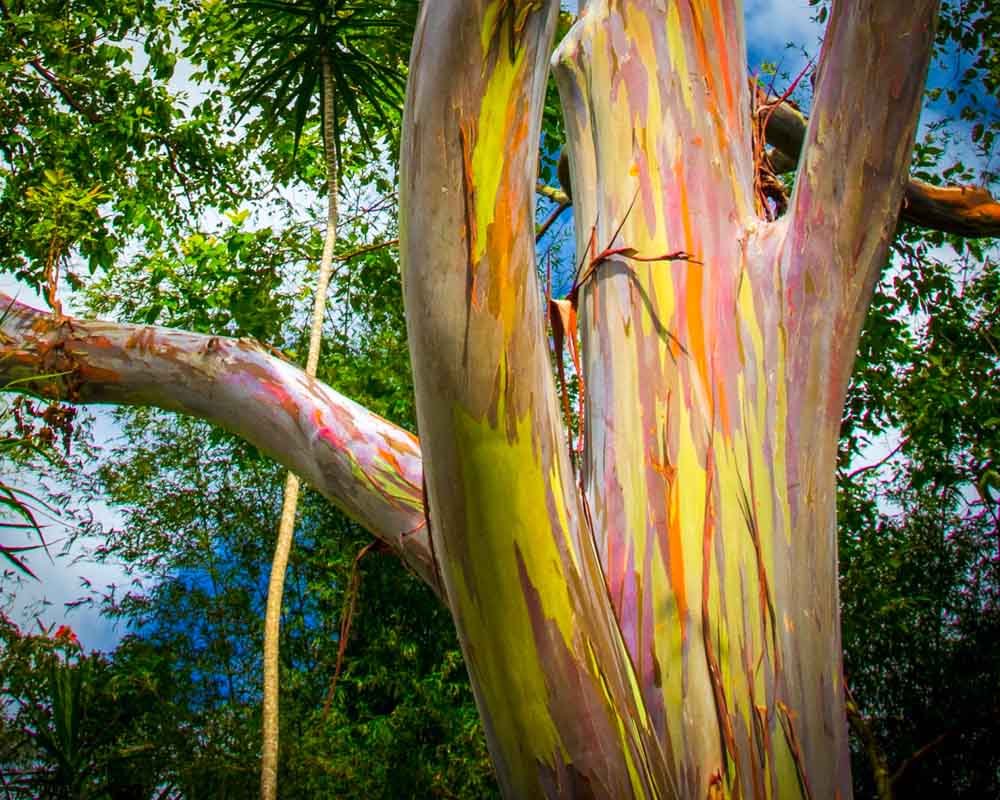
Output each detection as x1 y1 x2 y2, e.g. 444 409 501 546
227 2 415 796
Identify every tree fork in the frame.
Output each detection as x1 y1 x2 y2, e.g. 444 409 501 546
544 99 1000 239
1 1 945 797
758 98 1000 238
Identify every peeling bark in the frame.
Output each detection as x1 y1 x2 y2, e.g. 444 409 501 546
400 3 669 795
554 1 801 794
553 0 932 796
0 293 439 595
2 1 946 797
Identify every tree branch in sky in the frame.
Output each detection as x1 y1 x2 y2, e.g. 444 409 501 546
0 292 440 597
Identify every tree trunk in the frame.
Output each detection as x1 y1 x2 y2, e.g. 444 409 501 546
0 1 943 797
400 1 938 797
260 48 339 800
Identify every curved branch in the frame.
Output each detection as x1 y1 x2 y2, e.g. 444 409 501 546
0 292 440 597
535 199 570 241
889 730 952 786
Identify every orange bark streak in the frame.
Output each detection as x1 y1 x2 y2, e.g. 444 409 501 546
687 2 736 167
77 364 121 384
707 0 735 119
486 110 529 331
686 4 715 111
685 264 709 396
668 482 688 641
377 447 403 474
459 123 481 311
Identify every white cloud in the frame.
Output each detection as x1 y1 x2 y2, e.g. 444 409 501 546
745 0 822 51
744 0 823 83
1 467 131 654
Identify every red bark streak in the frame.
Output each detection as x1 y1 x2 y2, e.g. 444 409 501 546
778 700 815 800
76 364 121 385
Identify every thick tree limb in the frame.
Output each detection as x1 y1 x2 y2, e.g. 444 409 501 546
400 2 667 794
0 292 440 597
760 97 1000 238
784 0 939 398
900 180 1000 238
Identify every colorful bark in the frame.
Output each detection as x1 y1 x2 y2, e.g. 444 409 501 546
549 1 937 797
401 1 672 795
405 0 938 796
1 0 942 797
554 3 799 794
0 293 438 594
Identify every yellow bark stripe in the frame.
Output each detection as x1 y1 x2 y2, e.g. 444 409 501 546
449 380 653 794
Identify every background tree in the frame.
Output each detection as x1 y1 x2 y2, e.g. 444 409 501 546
0 617 191 798
2 1 999 797
2 0 490 795
87 411 496 797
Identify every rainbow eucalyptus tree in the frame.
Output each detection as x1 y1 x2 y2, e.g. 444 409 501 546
1 1 941 796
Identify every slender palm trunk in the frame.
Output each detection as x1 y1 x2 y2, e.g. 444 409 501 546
260 48 339 800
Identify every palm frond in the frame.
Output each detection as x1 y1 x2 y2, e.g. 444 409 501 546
227 0 417 162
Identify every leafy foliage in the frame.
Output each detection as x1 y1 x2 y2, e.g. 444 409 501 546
0 387 80 580
86 409 495 797
2 2 1000 798
228 0 417 159
0 0 253 299
935 0 1000 180
839 204 1000 796
0 617 189 798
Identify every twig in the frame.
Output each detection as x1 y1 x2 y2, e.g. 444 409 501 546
536 201 570 242
321 540 379 716
890 730 952 786
334 238 398 262
843 437 908 481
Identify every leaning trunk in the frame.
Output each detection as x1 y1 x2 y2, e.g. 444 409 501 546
400 1 937 797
